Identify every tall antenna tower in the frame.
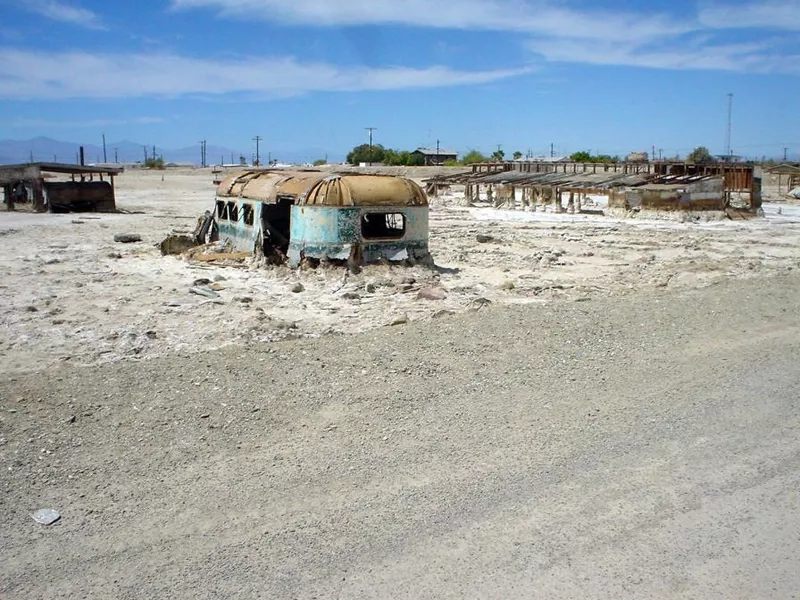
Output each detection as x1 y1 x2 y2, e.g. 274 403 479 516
725 93 733 157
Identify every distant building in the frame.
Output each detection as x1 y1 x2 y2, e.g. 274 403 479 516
714 154 744 163
627 151 649 162
412 147 458 166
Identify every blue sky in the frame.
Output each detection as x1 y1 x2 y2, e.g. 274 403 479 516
0 0 799 162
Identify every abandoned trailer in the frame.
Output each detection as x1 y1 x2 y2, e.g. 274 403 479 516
0 162 123 213
213 170 430 267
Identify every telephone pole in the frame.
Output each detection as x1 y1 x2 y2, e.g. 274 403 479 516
253 136 262 166
784 147 788 161
550 142 555 158
365 127 377 163
725 93 733 158
114 148 118 163
102 134 107 163
198 140 207 167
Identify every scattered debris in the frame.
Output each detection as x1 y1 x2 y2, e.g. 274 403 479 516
114 233 142 244
499 281 516 290
32 509 61 525
476 234 496 243
291 283 305 293
391 314 409 326
417 286 447 301
189 286 220 299
160 233 199 256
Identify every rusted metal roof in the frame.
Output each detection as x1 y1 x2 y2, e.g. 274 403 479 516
299 174 428 207
216 170 325 201
0 162 124 176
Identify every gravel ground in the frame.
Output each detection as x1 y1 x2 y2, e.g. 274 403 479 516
1 271 799 598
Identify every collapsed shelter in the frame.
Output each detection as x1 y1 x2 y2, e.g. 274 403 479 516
0 162 123 213
427 161 761 213
214 170 430 268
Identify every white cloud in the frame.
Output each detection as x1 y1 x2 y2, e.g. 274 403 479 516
0 49 532 100
526 37 790 73
699 1 800 31
171 0 690 42
22 0 106 30
170 0 800 74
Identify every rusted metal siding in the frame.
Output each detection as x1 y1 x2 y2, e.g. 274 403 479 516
300 175 428 207
45 181 116 212
287 205 429 266
609 178 725 211
216 199 263 252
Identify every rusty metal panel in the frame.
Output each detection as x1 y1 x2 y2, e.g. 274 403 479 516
300 175 428 207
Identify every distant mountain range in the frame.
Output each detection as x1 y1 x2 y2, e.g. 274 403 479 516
0 137 335 166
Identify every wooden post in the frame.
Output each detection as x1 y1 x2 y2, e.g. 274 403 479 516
31 178 46 212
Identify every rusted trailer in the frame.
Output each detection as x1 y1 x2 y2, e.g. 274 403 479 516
213 170 431 268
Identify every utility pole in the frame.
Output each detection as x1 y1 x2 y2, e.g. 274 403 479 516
658 149 663 160
253 136 262 166
29 150 33 163
726 93 733 158
198 140 207 167
436 139 440 165
550 142 554 158
102 134 107 163
114 148 118 163
365 127 377 163
144 145 148 163
784 147 788 161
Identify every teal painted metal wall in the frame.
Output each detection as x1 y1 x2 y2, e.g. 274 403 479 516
287 205 429 266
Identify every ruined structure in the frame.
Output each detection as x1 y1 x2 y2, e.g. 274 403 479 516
427 160 761 214
0 162 123 213
213 170 430 267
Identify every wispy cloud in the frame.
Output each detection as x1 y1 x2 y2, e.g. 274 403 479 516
526 37 792 73
22 0 106 30
698 1 800 31
171 0 690 42
171 0 800 74
0 49 532 100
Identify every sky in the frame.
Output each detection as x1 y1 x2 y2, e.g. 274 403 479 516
0 0 799 163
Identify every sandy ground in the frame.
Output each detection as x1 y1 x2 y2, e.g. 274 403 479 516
1 168 800 598
1 272 799 598
0 168 799 374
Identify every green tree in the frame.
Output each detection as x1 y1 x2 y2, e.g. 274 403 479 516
461 149 488 165
312 158 327 166
687 146 715 163
491 149 505 162
570 151 593 162
407 152 425 166
512 151 523 160
144 157 165 169
346 143 386 165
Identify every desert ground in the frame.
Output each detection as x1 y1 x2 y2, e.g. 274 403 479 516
1 167 799 598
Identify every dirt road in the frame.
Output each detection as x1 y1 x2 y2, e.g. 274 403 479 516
2 272 799 598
